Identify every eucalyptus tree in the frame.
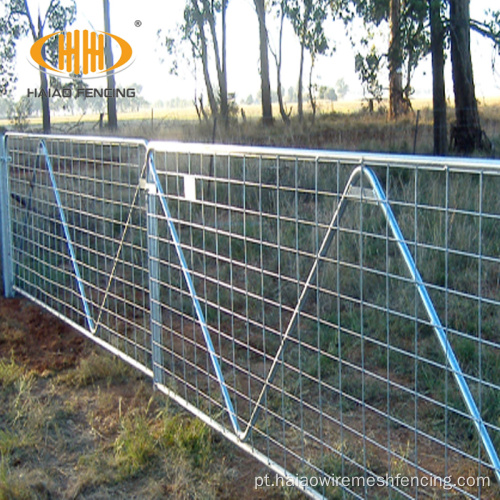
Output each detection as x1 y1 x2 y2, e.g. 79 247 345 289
388 0 404 118
349 0 499 154
335 78 349 99
161 0 229 124
437 1 500 154
254 0 274 124
449 0 484 153
344 0 429 118
103 0 117 129
188 1 219 117
354 44 383 110
0 18 18 97
428 1 499 154
285 0 330 122
269 0 291 124
429 0 447 155
201 0 229 126
2 0 76 133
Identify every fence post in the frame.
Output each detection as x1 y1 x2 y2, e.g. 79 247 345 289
145 152 163 386
0 134 14 298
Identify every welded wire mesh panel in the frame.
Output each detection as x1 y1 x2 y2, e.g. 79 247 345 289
6 133 151 370
2 133 500 499
148 143 500 499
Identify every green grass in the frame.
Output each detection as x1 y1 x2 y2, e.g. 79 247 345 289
0 356 26 388
58 351 135 388
160 411 213 468
74 392 229 497
0 458 52 500
113 399 158 479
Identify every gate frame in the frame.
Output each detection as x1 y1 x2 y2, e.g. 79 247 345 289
0 134 14 297
2 132 500 497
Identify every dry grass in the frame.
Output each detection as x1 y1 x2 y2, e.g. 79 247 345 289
57 351 135 388
7 97 499 159
0 348 283 500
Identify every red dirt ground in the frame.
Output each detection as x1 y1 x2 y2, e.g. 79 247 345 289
0 297 88 373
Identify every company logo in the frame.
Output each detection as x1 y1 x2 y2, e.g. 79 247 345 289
30 30 133 78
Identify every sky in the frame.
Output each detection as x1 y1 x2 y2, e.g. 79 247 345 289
7 0 500 104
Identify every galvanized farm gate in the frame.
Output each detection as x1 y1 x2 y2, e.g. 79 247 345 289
1 132 499 498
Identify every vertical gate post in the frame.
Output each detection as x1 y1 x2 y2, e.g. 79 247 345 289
145 152 163 385
0 134 14 298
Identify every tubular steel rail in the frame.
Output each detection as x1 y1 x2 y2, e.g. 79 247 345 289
1 132 500 499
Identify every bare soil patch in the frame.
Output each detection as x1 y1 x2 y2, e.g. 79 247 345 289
0 297 87 373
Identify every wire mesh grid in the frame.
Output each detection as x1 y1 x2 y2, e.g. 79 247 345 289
5 134 151 372
2 133 500 499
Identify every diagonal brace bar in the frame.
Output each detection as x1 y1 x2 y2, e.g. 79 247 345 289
146 151 241 434
35 141 146 335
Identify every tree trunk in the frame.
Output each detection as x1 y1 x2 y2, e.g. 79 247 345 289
429 0 447 156
254 0 273 125
103 0 117 129
389 0 406 119
273 6 290 124
449 0 483 154
297 41 305 122
200 49 218 118
308 57 316 122
204 0 228 126
221 0 228 125
39 55 50 133
37 14 50 133
192 0 218 117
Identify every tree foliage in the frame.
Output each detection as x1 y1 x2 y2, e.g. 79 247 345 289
284 0 330 121
335 78 349 99
4 0 76 76
355 44 383 108
2 0 76 132
470 9 500 47
8 95 32 130
346 0 429 113
0 17 19 96
400 0 429 96
268 0 291 123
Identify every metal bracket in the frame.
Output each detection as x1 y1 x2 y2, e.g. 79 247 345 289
183 174 197 201
139 178 157 194
145 154 163 386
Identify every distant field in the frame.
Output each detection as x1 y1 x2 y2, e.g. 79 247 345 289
2 96 500 158
3 96 500 128
0 97 426 127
